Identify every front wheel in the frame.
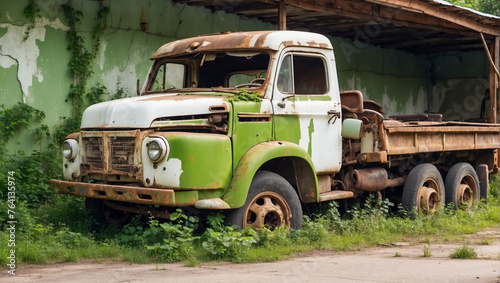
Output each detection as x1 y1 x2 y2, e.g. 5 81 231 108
402 163 445 213
225 171 303 230
85 198 132 227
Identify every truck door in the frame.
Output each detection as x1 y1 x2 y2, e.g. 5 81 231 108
272 51 342 173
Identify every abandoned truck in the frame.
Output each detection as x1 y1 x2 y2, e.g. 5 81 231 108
50 31 500 229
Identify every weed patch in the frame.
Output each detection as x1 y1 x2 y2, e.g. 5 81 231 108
450 245 478 259
0 176 498 266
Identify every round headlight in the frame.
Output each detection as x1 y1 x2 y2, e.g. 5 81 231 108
62 139 79 160
147 138 168 162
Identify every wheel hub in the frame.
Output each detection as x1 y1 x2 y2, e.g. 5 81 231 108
245 192 291 229
418 186 440 213
457 184 473 207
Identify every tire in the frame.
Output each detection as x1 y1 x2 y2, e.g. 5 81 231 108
225 171 303 230
445 163 479 210
85 198 132 227
402 163 445 213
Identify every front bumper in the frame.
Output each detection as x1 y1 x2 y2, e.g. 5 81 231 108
51 179 231 209
52 179 182 206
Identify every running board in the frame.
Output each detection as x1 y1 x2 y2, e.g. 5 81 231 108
318 190 354 202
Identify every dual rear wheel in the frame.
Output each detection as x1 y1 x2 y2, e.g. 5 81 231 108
402 163 480 213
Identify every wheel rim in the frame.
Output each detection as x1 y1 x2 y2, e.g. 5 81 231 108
417 179 441 213
457 174 478 210
243 192 292 229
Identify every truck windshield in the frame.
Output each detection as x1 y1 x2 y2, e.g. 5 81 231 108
145 51 270 94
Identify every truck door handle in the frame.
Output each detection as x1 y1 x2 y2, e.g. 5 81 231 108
328 110 340 124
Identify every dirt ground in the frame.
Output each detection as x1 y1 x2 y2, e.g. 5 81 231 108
2 229 499 283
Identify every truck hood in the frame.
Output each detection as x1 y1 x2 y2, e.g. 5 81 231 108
80 93 229 129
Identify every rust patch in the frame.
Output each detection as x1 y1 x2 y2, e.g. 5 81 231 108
65 132 80 140
151 31 276 59
138 94 217 101
50 179 178 206
306 40 331 49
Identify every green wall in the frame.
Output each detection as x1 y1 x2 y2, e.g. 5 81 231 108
332 37 429 116
0 0 274 152
428 51 490 121
0 0 493 153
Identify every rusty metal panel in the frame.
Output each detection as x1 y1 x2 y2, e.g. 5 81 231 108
476 133 500 149
151 31 332 59
383 122 500 156
83 136 104 170
385 132 418 155
51 179 181 206
80 130 147 178
110 136 136 172
358 151 388 163
416 132 444 152
443 132 475 151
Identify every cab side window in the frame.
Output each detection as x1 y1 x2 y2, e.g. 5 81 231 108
277 54 328 95
150 63 186 92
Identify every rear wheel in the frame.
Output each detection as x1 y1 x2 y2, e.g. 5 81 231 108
85 198 132 227
445 163 479 210
402 163 445 213
225 171 303 230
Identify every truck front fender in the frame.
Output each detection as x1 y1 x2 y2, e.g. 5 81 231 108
222 141 318 208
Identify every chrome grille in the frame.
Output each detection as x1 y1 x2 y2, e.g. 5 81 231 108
84 137 104 170
110 137 135 172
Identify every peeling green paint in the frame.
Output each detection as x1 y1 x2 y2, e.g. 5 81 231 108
307 118 314 156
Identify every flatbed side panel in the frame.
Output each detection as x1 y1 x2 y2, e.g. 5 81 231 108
383 125 500 155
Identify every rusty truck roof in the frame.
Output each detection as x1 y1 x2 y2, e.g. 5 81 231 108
151 30 333 59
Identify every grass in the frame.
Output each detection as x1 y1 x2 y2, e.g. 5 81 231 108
0 175 498 266
422 245 432 257
449 245 478 259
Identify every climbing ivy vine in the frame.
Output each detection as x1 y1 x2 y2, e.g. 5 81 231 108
52 2 110 143
23 0 39 41
62 2 110 120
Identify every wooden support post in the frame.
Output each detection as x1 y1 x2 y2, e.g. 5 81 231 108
496 36 499 123
489 36 499 123
278 0 286 30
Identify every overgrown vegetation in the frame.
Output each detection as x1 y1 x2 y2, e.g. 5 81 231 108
0 175 497 266
23 0 39 41
447 0 500 16
0 0 126 268
54 2 111 143
228 88 262 102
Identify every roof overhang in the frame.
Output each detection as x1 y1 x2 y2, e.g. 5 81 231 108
173 0 500 54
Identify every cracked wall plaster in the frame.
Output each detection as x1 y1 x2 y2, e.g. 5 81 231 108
0 17 68 102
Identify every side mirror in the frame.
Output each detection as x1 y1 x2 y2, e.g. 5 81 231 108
341 118 362 139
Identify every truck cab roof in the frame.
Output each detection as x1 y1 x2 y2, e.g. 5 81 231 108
151 30 333 59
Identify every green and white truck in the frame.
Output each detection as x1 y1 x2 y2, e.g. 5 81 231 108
51 31 500 229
